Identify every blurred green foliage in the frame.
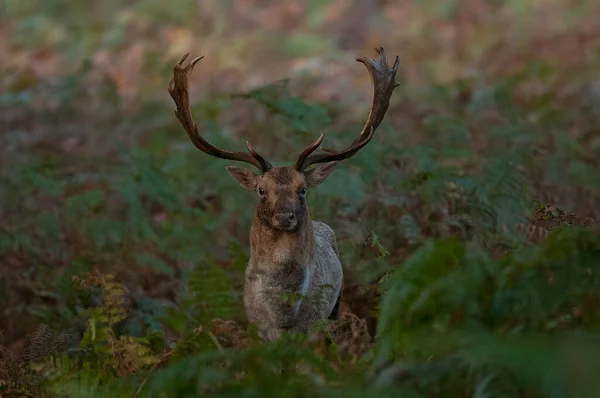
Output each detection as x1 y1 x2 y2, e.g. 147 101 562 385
2 0 600 397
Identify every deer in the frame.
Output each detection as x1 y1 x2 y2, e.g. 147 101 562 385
168 47 400 342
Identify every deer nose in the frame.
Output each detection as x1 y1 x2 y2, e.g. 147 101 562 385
275 212 295 222
273 212 296 228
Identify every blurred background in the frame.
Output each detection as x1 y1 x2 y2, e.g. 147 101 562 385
1 0 600 397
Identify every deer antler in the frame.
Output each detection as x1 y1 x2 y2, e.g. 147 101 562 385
169 53 272 173
294 47 400 171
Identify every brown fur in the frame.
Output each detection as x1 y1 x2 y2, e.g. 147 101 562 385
169 47 400 341
227 165 342 341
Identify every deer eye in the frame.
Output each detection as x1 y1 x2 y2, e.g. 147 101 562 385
300 187 307 195
258 188 265 195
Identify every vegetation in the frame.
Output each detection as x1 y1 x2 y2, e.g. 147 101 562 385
1 0 599 396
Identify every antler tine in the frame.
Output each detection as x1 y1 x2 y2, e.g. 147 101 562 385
295 47 400 171
168 53 272 173
245 141 273 171
293 132 325 170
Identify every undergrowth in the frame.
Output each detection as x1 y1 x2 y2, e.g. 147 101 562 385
2 0 600 397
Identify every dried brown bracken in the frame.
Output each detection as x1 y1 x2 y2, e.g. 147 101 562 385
0 323 72 392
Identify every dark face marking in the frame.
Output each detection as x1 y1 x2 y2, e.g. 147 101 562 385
226 163 337 231
255 167 308 231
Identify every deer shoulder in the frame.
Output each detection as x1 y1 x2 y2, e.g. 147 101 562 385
168 47 400 341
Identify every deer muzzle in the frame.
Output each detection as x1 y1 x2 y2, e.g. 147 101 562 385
272 212 297 230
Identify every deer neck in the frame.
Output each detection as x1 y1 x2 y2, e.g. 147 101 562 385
249 214 315 269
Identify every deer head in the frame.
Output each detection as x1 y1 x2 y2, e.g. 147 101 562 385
168 48 400 232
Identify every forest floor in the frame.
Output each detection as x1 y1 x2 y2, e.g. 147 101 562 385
1 1 600 397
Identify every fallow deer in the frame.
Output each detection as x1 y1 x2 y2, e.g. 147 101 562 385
168 47 400 341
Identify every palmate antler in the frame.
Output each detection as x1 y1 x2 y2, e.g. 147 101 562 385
294 47 400 172
168 53 273 173
169 48 399 173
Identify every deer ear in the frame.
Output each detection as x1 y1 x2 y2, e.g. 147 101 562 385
304 161 338 187
226 166 258 190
